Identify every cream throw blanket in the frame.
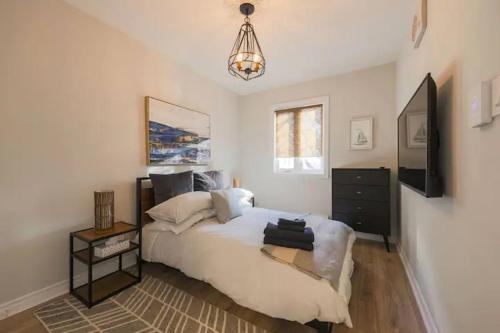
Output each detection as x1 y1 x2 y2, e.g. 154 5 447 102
261 220 353 291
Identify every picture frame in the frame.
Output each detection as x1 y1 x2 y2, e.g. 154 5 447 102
406 111 427 148
145 96 211 165
412 0 427 49
350 116 373 150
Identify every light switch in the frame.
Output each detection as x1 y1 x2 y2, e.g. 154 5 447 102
491 75 500 118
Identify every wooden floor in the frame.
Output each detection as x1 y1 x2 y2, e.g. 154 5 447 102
0 239 425 333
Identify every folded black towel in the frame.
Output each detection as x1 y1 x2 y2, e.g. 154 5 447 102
278 223 305 232
264 236 314 251
278 218 306 227
278 218 306 232
264 223 314 243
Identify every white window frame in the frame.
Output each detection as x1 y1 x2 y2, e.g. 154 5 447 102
272 96 330 178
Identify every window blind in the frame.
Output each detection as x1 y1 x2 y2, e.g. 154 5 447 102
275 104 323 158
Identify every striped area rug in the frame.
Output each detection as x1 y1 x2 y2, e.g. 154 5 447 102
34 275 268 333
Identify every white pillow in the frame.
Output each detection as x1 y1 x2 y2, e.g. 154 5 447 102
232 188 254 208
146 191 213 224
149 209 216 234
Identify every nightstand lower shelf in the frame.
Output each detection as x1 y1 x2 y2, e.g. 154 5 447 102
71 271 139 306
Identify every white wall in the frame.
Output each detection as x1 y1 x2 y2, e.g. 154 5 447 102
396 1 500 332
0 0 240 306
239 63 397 231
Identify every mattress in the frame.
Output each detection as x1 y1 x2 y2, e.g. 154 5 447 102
141 207 355 327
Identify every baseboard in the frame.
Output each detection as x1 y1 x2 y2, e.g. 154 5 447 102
0 278 67 320
0 255 136 320
397 245 439 333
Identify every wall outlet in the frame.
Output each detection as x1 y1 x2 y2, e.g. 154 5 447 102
491 75 500 118
469 81 492 128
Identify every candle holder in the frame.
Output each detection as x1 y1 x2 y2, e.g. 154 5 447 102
94 191 114 232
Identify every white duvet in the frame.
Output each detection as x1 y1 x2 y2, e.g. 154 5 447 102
142 207 355 327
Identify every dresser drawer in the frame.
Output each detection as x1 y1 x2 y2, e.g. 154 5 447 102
332 184 389 202
332 169 389 186
332 212 390 235
332 199 389 217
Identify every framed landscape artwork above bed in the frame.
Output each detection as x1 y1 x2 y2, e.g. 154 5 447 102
145 96 211 165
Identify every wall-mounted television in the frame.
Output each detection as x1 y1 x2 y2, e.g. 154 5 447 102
398 73 443 197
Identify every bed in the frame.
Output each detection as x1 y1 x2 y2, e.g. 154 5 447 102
136 177 355 332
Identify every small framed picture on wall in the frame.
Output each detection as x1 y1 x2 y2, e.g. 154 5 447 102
350 116 373 150
412 0 427 49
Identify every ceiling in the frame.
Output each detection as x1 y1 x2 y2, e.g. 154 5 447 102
65 0 413 95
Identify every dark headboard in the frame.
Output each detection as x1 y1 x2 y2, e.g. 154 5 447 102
136 177 155 227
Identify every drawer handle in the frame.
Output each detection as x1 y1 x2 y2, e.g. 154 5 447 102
356 206 362 210
356 191 363 194
356 176 362 179
356 222 363 225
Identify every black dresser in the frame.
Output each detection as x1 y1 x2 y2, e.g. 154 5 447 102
331 168 391 251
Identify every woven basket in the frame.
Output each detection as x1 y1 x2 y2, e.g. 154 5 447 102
94 191 114 232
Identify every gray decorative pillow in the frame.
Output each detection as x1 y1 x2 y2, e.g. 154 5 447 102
193 172 217 192
150 171 194 205
205 170 223 189
210 189 242 223
194 170 224 191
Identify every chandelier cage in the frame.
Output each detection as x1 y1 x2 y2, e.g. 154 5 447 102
228 4 266 81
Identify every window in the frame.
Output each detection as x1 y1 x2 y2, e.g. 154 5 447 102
273 97 329 176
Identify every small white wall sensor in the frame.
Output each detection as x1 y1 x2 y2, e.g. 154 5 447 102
491 74 500 118
469 81 492 128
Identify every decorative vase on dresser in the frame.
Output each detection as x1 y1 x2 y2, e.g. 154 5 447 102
331 168 391 252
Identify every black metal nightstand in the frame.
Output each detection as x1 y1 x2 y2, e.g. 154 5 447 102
69 221 142 308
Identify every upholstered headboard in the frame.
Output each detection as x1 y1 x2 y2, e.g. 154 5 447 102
136 177 155 226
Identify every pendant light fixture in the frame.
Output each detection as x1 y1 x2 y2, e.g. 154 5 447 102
228 3 266 81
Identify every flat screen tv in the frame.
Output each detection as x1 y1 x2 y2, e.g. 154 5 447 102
398 73 443 197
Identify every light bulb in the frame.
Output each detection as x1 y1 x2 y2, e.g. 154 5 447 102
235 53 244 71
